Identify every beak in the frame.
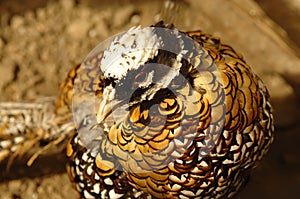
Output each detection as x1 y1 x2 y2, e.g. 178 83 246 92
96 95 112 124
96 85 127 125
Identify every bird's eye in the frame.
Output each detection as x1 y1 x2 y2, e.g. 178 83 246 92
134 72 147 83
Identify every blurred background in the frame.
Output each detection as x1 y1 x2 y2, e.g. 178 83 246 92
0 0 299 198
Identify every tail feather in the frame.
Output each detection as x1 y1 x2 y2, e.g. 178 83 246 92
0 97 74 169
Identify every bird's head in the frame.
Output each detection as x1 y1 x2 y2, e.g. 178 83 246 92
93 24 198 126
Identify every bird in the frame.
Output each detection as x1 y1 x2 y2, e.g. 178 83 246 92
57 21 274 198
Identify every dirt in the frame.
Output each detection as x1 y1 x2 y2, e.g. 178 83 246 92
0 0 300 198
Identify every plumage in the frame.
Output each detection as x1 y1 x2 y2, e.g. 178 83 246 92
62 22 274 198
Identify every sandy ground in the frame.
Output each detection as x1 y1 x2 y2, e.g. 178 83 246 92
0 0 300 198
